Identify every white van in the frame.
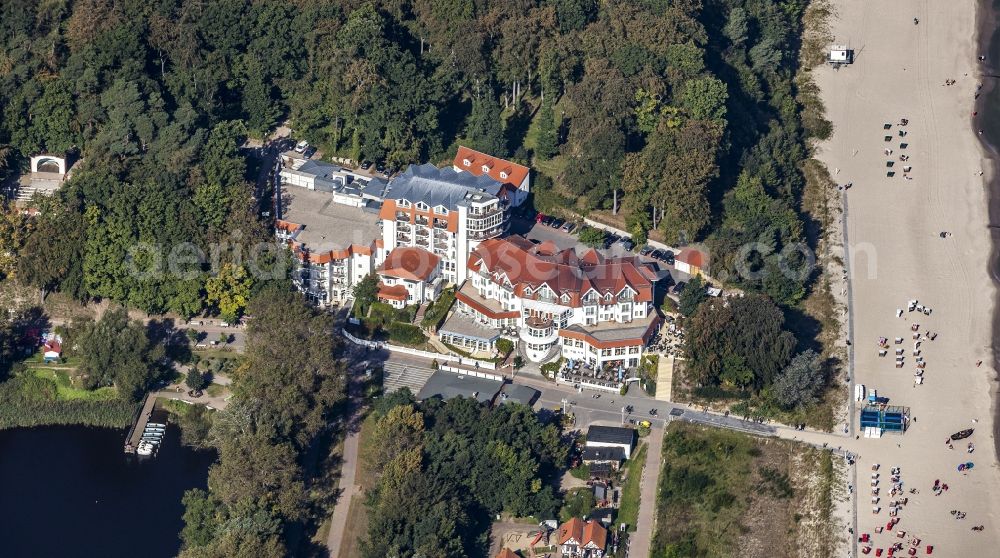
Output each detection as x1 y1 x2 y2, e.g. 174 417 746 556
294 140 309 153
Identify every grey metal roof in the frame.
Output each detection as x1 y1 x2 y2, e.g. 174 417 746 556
416 371 503 404
384 164 502 210
586 425 637 447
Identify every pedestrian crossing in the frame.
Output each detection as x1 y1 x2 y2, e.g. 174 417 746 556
382 362 435 395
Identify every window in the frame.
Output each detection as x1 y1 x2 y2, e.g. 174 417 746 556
481 165 490 173
499 171 508 180
397 199 411 207
604 293 612 301
435 205 449 215
416 201 428 211
561 293 570 303
524 287 532 296
463 158 471 167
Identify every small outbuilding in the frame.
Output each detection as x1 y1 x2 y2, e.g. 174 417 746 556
828 44 854 66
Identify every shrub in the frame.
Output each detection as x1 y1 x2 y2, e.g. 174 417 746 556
387 322 428 346
496 338 514 356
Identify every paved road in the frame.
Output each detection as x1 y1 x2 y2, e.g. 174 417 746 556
325 342 369 557
629 427 664 558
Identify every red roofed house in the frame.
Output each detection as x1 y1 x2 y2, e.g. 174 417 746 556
495 549 520 558
674 247 706 277
453 145 531 206
377 247 442 308
452 235 662 365
557 517 608 558
43 337 62 363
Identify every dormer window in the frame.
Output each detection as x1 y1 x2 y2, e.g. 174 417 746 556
482 165 491 173
524 287 532 296
398 199 411 207
463 158 471 167
499 171 508 180
435 205 448 215
605 293 612 301
416 201 428 211
561 293 570 303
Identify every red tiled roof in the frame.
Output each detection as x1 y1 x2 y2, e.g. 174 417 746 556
379 247 440 282
496 549 519 558
44 339 62 353
677 248 705 267
558 517 584 545
583 520 607 550
378 283 409 301
454 146 530 189
467 236 654 308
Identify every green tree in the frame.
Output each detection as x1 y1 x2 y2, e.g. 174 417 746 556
465 90 507 157
186 368 208 391
535 96 558 159
577 226 606 248
180 489 223 549
680 77 728 122
353 273 380 316
678 275 707 316
205 264 253 323
772 350 825 409
495 338 514 356
684 294 795 391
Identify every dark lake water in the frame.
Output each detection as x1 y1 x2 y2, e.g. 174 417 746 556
0 425 216 558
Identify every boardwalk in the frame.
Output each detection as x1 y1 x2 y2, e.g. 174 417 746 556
123 393 158 453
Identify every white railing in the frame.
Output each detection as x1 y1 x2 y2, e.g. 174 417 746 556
341 328 500 373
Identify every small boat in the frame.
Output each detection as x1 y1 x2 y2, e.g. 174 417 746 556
140 436 161 443
137 443 155 456
146 422 167 428
950 429 974 441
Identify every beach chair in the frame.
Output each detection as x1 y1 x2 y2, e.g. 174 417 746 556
884 123 892 129
885 135 893 142
900 143 909 149
887 171 895 177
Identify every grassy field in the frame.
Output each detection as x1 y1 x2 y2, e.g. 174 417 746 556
0 372 135 429
616 443 647 532
651 423 839 558
31 368 117 400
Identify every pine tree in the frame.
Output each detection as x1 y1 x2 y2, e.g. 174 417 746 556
535 97 558 159
465 91 508 157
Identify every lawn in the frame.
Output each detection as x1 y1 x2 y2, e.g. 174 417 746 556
31 369 117 401
615 442 647 532
651 423 841 558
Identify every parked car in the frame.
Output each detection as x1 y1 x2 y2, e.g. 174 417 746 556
621 239 635 251
375 163 386 175
535 212 546 223
639 245 654 256
360 161 372 170
541 215 554 226
303 147 317 159
562 222 577 234
661 250 675 265
550 218 565 228
294 140 309 153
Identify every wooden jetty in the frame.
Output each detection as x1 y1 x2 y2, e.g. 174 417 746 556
123 393 164 454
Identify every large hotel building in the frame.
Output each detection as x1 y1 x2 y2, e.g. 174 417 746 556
274 146 661 365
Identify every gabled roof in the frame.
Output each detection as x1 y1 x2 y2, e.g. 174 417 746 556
581 446 626 462
467 236 654 308
454 146 530 188
557 518 607 550
379 247 440 282
583 519 608 550
587 425 637 447
558 517 585 545
496 549 520 558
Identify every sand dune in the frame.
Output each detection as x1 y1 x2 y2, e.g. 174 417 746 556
813 0 1000 553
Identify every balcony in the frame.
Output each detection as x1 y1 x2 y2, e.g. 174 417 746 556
396 234 411 243
395 212 410 222
519 317 558 344
468 221 509 240
415 217 429 226
416 227 429 237
396 222 412 232
433 219 448 230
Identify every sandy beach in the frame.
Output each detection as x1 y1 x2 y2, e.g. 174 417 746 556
813 0 1000 553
